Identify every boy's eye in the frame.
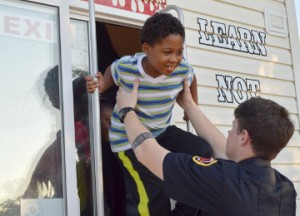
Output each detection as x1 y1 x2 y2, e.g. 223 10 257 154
162 50 183 56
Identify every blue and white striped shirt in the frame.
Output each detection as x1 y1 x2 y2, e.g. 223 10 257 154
109 53 194 152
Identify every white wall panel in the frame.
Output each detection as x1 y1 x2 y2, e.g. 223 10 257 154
274 146 300 163
215 0 285 12
186 28 290 54
185 31 292 65
195 69 297 98
187 48 294 81
287 132 300 147
272 165 300 181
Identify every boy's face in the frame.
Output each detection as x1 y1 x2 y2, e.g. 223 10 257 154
142 34 184 77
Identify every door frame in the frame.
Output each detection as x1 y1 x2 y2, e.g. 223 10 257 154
24 0 79 215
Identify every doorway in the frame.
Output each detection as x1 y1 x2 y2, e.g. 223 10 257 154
96 22 141 73
94 21 141 216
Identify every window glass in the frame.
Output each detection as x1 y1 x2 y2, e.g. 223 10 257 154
70 19 94 215
70 19 89 76
0 1 63 215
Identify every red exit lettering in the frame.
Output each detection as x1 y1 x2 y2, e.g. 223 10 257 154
3 15 54 42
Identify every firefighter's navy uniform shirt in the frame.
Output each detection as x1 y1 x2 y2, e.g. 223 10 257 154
163 153 297 216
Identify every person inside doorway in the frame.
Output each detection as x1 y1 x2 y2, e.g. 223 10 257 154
73 76 125 216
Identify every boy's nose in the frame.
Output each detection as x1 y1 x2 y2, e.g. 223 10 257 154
169 53 177 62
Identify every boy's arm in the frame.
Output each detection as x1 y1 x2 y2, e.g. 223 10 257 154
177 79 227 159
102 65 115 92
85 65 115 94
183 75 198 121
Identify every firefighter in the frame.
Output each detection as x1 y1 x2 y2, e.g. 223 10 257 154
116 78 297 216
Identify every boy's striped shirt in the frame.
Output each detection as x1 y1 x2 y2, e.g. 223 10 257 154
109 53 194 152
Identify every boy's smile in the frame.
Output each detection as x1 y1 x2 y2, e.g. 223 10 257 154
142 34 184 78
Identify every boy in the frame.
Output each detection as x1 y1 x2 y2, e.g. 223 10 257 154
86 13 212 215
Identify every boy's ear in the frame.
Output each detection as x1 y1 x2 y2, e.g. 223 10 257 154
142 43 149 54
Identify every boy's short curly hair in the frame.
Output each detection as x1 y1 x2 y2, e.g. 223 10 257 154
140 13 185 46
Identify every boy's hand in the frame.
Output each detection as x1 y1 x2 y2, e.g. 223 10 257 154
116 78 140 110
85 72 104 93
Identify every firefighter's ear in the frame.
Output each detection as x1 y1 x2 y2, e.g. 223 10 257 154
240 129 250 146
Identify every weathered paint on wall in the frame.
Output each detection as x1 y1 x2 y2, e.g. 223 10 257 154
83 0 166 15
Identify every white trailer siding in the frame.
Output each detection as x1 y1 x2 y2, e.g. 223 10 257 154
168 0 300 212
3 0 299 215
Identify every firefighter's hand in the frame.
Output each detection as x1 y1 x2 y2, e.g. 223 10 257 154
177 79 194 111
116 78 139 110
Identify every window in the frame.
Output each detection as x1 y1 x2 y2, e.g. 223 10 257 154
0 1 64 215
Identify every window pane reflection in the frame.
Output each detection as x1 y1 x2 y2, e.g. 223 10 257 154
0 1 63 215
70 19 89 75
70 19 94 215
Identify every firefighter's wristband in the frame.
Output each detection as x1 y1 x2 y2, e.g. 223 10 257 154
131 132 154 150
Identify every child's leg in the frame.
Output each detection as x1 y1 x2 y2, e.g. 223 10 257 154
156 125 213 158
116 150 171 216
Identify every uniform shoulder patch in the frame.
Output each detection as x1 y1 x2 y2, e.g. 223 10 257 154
192 156 217 166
